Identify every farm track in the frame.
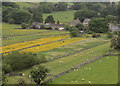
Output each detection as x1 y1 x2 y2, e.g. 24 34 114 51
1 37 69 54
3 33 68 46
43 51 115 83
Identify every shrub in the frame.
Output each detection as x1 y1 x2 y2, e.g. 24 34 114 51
21 23 29 29
111 36 120 50
92 33 101 38
2 62 13 74
3 52 40 71
46 27 53 30
40 25 46 29
113 31 120 36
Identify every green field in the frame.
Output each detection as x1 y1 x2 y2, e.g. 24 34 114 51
6 37 116 84
43 10 76 23
15 2 36 9
2 23 69 45
50 56 118 84
2 23 118 84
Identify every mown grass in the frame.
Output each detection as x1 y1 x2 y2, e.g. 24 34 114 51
50 56 118 84
43 10 76 23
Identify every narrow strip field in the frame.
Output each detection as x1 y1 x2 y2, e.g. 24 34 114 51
1 35 68 54
21 37 86 53
44 43 111 75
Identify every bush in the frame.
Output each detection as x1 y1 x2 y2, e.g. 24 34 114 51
111 36 120 50
92 33 101 38
46 27 53 30
113 31 120 36
21 23 29 29
2 62 13 74
40 25 46 29
3 52 40 71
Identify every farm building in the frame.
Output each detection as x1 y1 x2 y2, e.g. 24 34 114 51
30 22 43 29
109 23 120 32
83 19 90 26
69 19 81 26
45 23 65 30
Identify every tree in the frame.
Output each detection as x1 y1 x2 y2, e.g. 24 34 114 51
38 2 53 13
73 2 87 10
2 71 7 86
111 36 120 50
89 18 109 33
75 23 84 31
57 2 68 11
106 15 117 23
2 2 19 8
32 12 43 23
30 65 49 85
11 10 32 24
45 15 55 24
69 27 79 37
74 10 98 22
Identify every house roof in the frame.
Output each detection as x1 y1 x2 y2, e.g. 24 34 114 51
45 23 64 28
69 19 81 26
83 19 90 24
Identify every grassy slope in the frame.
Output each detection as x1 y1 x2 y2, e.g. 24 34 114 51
6 39 111 84
43 10 76 23
50 56 118 84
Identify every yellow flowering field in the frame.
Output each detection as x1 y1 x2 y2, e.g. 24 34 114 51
21 37 86 53
1 35 68 53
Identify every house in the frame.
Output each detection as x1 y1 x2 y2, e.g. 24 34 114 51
45 23 65 30
69 19 81 26
109 23 120 32
30 22 43 29
83 19 90 26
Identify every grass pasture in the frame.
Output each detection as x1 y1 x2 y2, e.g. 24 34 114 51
2 23 69 45
2 23 118 84
43 10 76 23
50 56 118 84
15 2 36 9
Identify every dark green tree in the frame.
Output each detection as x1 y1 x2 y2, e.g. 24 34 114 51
57 2 68 11
74 10 98 22
45 15 55 24
2 2 19 8
11 10 32 24
38 2 53 13
69 27 79 37
30 65 49 85
89 18 109 33
32 12 43 23
73 2 87 10
75 23 84 31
